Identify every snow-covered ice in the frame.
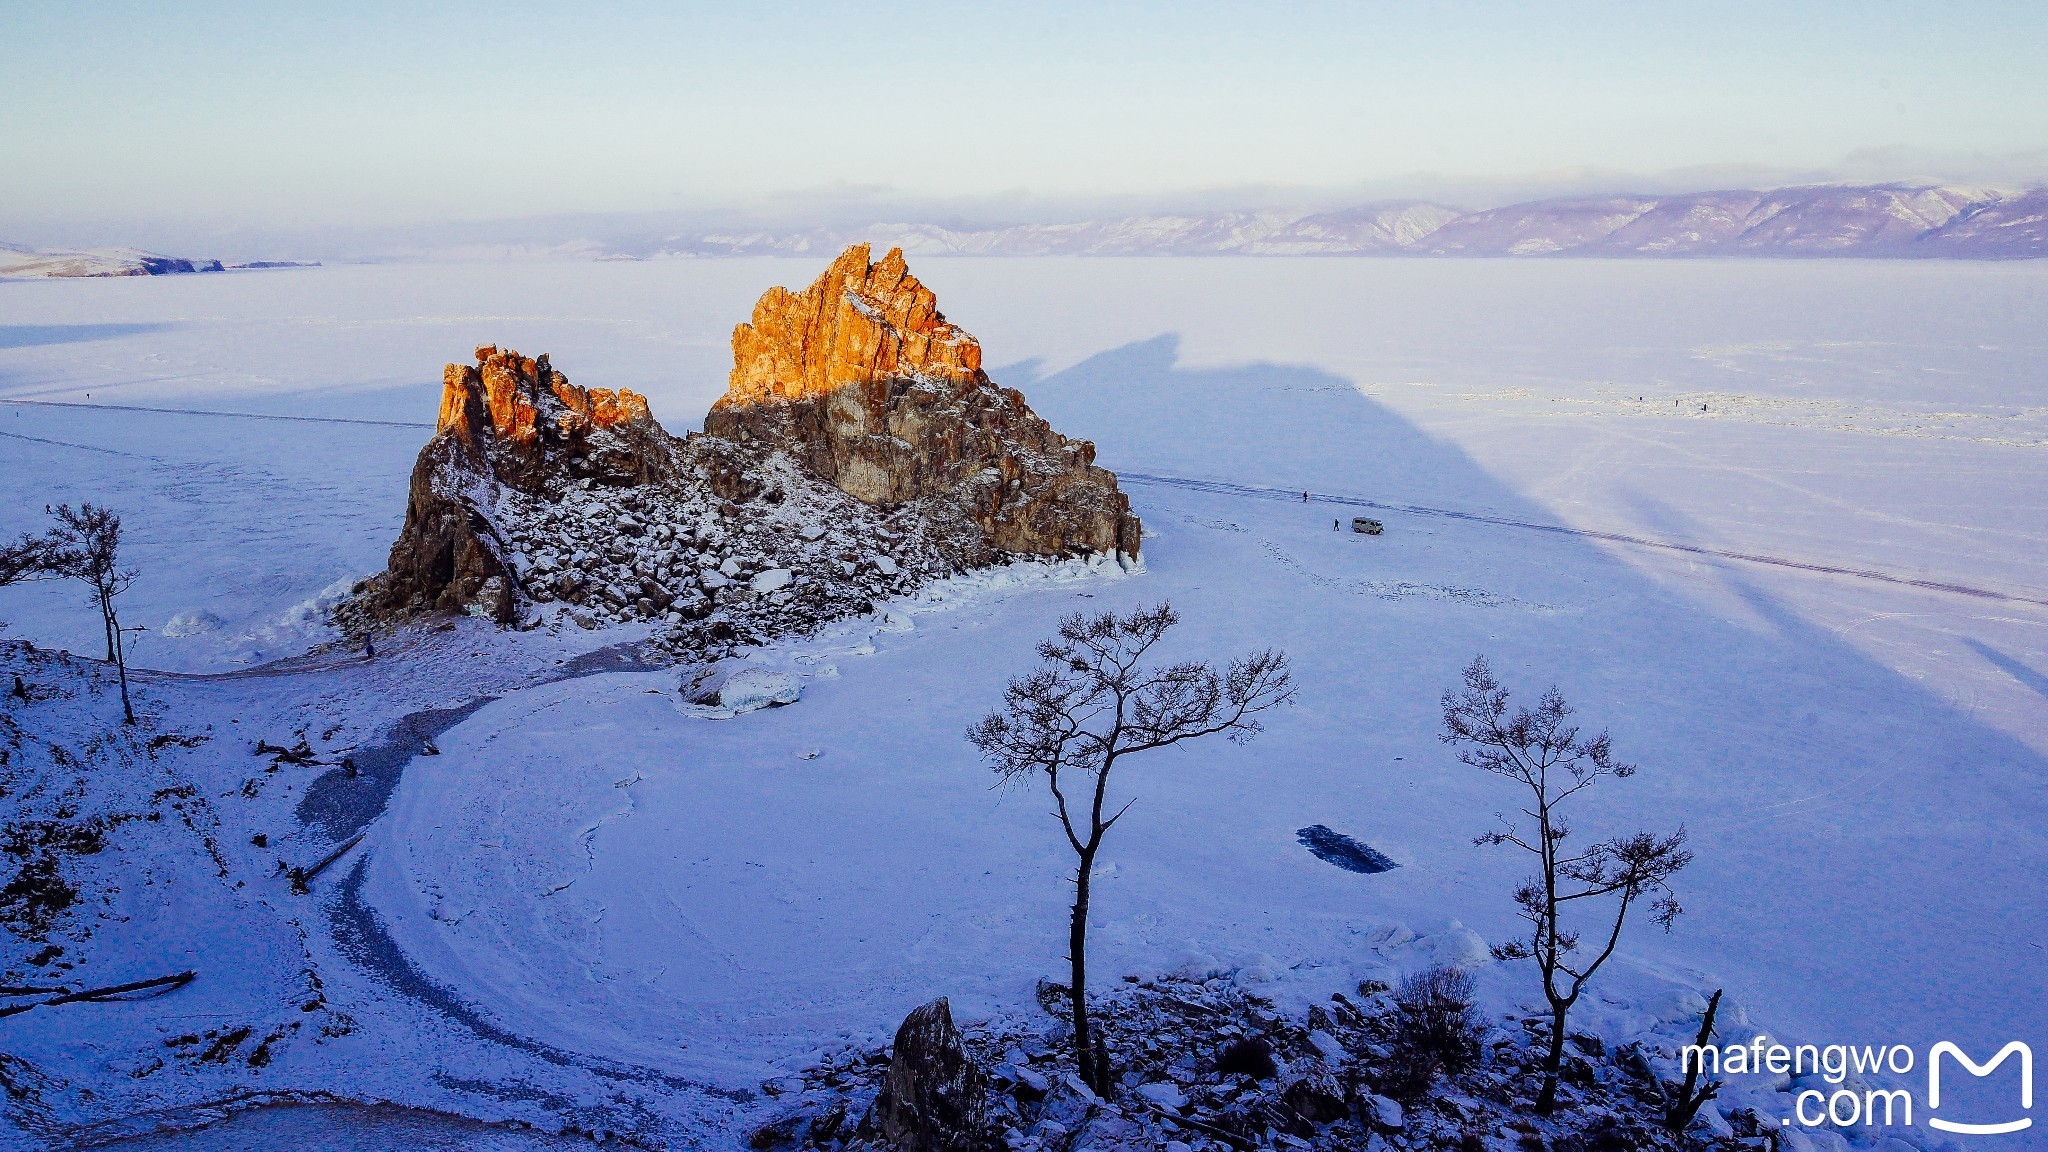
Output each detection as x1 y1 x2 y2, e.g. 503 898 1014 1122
2 257 2045 1147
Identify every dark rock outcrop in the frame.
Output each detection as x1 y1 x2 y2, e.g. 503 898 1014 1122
875 998 988 1152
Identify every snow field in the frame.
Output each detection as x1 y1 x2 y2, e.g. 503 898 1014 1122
3 258 2045 1145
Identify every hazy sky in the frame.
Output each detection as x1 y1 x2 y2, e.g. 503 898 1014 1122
6 0 2047 232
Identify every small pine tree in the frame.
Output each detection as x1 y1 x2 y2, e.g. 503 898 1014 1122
1442 656 1690 1114
969 603 1292 1095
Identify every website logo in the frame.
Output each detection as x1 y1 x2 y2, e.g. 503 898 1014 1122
1682 1037 2034 1136
1928 1041 2032 1136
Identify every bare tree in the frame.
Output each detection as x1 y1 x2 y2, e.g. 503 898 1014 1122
0 531 53 589
1441 656 1690 1115
969 603 1293 1096
1664 988 1723 1134
0 531 53 642
46 505 140 723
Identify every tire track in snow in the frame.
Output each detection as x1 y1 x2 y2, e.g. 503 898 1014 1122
1169 509 1531 608
0 426 156 458
0 397 434 429
15 398 2041 609
1123 472 2048 610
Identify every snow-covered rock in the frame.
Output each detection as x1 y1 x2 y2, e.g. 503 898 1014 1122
678 662 804 714
1134 1081 1186 1110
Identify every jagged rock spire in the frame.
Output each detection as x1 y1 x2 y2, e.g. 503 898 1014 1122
708 245 1142 559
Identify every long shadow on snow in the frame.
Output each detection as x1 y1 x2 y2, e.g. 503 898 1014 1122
0 322 174 350
1016 333 2048 1056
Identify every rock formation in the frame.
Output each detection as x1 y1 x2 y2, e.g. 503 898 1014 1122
874 998 989 1152
707 245 1142 561
357 246 1141 647
378 345 672 622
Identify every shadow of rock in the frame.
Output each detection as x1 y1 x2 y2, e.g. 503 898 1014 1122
0 323 173 351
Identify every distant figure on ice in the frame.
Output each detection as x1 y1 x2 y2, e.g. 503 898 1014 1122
1302 490 1308 502
364 635 375 660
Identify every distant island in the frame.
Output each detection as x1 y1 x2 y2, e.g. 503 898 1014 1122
0 244 317 279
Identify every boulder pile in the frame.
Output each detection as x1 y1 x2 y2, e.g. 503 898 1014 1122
352 247 1141 655
749 973 1705 1152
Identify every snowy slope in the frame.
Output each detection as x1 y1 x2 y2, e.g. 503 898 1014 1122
2 259 2045 1147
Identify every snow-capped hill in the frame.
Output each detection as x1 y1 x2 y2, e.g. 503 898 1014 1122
1240 201 1465 254
1911 186 2048 258
1415 196 1666 256
610 183 2046 260
1719 184 1995 253
1415 184 2019 257
840 212 1310 257
0 243 225 279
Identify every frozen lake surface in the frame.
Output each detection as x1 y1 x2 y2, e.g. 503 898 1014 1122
3 258 2044 1147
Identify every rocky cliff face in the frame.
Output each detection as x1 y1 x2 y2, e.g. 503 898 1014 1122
356 247 1141 646
706 244 1142 561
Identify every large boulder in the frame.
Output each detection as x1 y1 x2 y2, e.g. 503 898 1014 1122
876 997 989 1152
706 245 1142 562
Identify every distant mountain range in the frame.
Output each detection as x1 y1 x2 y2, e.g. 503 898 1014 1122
8 184 2045 270
631 184 2048 260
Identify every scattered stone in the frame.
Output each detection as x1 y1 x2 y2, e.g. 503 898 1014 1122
1217 1037 1278 1080
1135 1081 1187 1111
755 970 1700 1152
1306 1029 1348 1063
1281 1070 1347 1124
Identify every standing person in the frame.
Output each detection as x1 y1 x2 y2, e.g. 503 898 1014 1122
365 634 375 660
